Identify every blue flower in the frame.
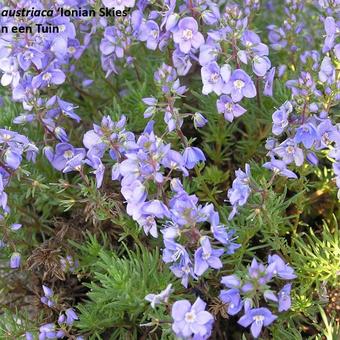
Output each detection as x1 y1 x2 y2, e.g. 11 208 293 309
85 155 105 188
194 236 224 276
272 101 292 136
216 95 247 122
10 252 20 269
65 308 78 326
145 284 174 308
224 69 256 102
295 122 319 149
278 284 292 312
173 17 204 54
193 112 208 129
172 297 214 338
273 139 304 166
263 159 297 179
227 164 251 220
201 62 230 95
170 257 196 288
238 308 277 338
219 288 243 315
183 147 206 169
41 285 55 308
266 254 296 280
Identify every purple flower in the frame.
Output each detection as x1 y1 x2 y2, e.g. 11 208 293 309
267 25 287 50
221 275 241 289
172 297 214 338
238 308 277 338
63 153 85 173
286 72 317 97
227 164 251 220
319 56 335 85
264 290 278 303
0 58 20 87
25 332 33 340
139 200 170 238
242 258 270 288
41 285 55 308
121 180 147 221
219 288 243 315
273 139 304 166
266 254 296 280
224 69 256 102
278 284 292 312
10 252 20 269
154 63 187 95
294 122 318 149
17 47 43 71
172 48 192 76
4 148 22 169
252 56 271 77
201 62 230 95
138 20 160 50
10 223 22 231
163 239 189 264
199 40 221 66
193 112 208 128
65 308 78 326
42 285 53 298
44 143 86 171
102 0 135 10
194 236 224 276
323 16 337 53
100 26 127 59
145 284 173 308
300 50 320 70
13 114 35 125
263 67 276 97
306 152 319 165
60 255 78 272
85 156 105 188
170 259 195 288
272 101 292 136
263 159 297 179
183 147 206 169
173 17 204 54
316 119 340 150
210 213 240 253
39 323 63 340
54 126 69 143
216 95 246 122
32 68 66 89
55 97 81 122
241 30 269 57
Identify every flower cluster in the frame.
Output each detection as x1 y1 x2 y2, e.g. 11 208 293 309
26 286 79 339
263 13 340 193
0 0 338 339
0 128 38 266
227 163 252 220
0 0 100 147
126 0 274 128
220 255 296 338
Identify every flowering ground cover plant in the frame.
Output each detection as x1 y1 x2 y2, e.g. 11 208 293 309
0 0 339 339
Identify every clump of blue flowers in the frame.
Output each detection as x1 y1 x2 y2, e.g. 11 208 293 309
0 0 339 339
220 255 296 338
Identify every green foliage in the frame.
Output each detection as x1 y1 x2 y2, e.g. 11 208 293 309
75 241 175 339
0 309 40 339
314 307 340 340
291 218 340 292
